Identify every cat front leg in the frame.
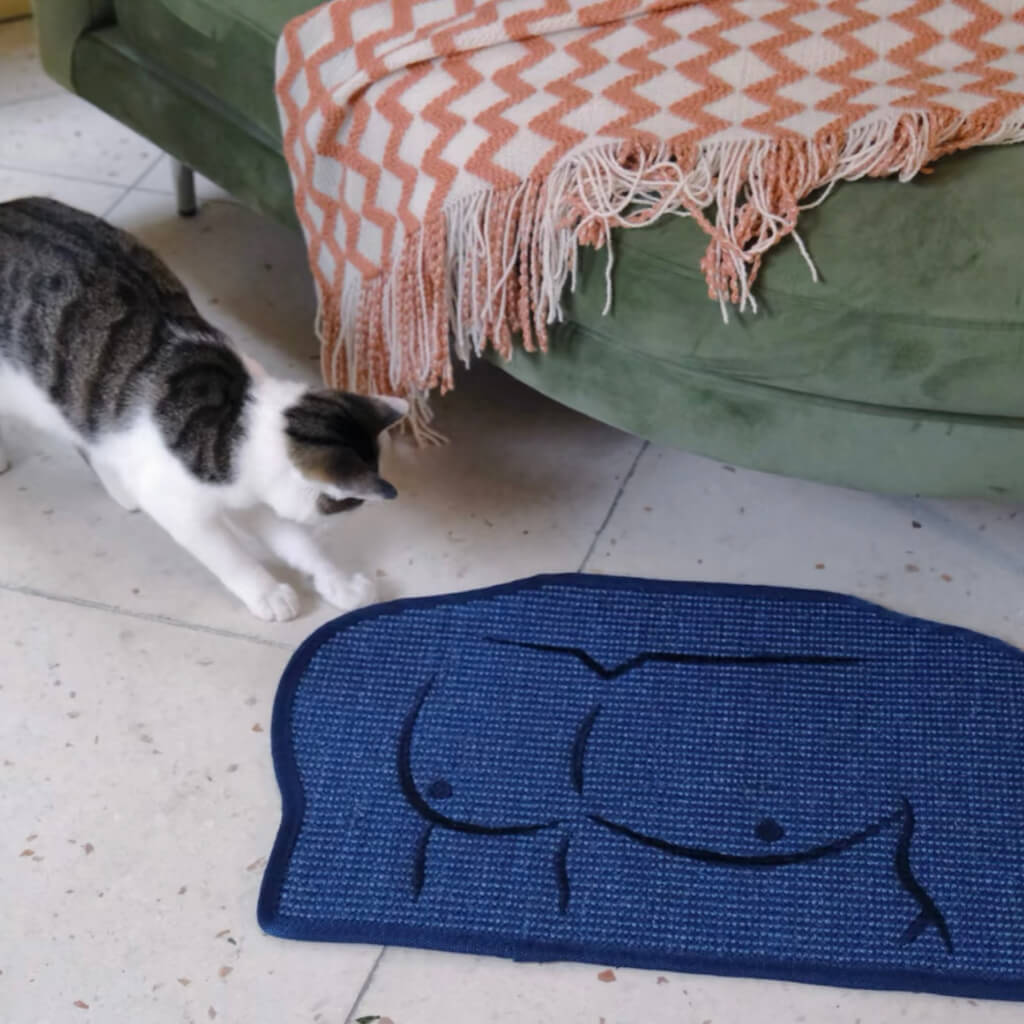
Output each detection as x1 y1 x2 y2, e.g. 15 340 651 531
0 426 9 474
144 501 300 621
245 506 374 613
89 455 140 512
75 449 138 511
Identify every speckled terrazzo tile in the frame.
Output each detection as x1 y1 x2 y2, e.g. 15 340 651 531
588 444 1024 648
134 154 232 204
0 588 380 1024
350 946 1022 1024
0 164 124 214
0 17 60 108
0 92 161 186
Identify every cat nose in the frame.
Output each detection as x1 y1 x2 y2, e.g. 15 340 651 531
754 817 785 843
427 779 452 800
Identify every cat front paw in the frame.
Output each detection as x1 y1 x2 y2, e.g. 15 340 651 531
246 582 301 622
316 571 374 613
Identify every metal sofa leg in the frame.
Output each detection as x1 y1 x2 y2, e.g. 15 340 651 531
171 158 197 217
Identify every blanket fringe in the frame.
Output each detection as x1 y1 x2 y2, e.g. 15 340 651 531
318 111 1024 441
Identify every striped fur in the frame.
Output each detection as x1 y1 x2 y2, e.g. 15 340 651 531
0 198 408 621
0 197 247 483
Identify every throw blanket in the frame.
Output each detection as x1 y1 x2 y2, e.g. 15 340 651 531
276 1 1024 431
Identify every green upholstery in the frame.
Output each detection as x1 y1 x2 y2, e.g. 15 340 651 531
73 28 297 227
112 0 297 144
31 0 1024 497
32 0 309 222
32 0 113 91
504 141 1024 497
558 146 1024 417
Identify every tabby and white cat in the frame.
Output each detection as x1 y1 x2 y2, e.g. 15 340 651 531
0 197 406 621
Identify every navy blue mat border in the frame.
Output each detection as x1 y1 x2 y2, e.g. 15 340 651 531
258 573 1024 1002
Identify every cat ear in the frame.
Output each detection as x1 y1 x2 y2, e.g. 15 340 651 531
365 394 409 432
313 391 407 433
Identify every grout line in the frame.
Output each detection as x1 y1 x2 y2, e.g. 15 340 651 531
343 947 388 1024
0 161 130 191
0 581 293 650
101 186 135 220
130 156 173 196
99 153 167 218
577 440 650 572
102 151 168 218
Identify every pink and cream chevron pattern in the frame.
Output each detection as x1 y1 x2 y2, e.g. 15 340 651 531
276 1 1024 426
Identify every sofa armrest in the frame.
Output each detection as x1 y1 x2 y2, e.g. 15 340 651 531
32 0 115 92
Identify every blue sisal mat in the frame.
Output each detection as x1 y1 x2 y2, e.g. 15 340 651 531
259 575 1024 999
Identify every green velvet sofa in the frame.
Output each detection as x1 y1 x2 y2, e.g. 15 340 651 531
32 0 1024 498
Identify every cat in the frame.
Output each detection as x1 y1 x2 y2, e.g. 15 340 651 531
0 197 407 622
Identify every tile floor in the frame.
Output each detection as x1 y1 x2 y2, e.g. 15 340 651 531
1 16 1022 1024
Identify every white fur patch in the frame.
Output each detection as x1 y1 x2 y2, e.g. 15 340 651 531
0 363 384 620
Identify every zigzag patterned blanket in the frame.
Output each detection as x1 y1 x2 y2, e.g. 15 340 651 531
276 1 1024 431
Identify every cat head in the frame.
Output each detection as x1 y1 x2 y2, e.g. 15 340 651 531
270 388 408 524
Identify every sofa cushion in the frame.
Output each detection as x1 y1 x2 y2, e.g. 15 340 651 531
557 143 1024 418
484 141 1024 497
113 0 313 144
